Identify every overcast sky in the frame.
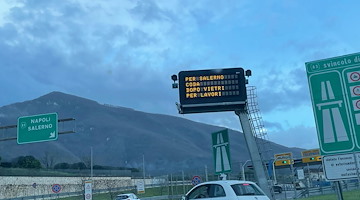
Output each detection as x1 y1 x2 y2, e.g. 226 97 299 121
1 0 359 150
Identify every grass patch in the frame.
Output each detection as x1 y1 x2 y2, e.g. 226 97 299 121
300 189 360 200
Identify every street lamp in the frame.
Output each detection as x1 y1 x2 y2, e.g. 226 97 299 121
242 160 251 181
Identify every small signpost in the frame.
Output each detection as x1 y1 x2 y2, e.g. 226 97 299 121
212 129 231 175
84 180 92 200
17 113 58 144
297 169 305 180
136 180 145 194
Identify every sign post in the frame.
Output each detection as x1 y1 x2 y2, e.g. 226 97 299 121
84 180 92 200
212 129 231 175
136 180 145 194
17 113 58 144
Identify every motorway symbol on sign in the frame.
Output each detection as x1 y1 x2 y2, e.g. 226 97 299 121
212 129 231 174
17 113 58 144
306 52 360 155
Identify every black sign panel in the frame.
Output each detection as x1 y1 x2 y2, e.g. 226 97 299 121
178 68 247 114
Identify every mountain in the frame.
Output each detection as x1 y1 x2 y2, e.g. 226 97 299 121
0 92 303 174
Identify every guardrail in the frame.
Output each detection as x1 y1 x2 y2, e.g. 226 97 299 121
296 182 360 198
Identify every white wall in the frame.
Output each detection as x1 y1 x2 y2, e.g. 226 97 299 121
0 176 132 199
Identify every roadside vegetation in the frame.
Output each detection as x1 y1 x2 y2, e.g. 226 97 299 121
300 189 360 200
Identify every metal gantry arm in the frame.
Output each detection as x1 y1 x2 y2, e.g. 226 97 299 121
0 118 76 142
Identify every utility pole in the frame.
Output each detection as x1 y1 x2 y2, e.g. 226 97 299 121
205 165 208 182
90 147 93 178
142 154 145 186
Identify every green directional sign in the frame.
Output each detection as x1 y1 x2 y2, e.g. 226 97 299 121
306 52 360 155
17 113 58 144
212 129 231 174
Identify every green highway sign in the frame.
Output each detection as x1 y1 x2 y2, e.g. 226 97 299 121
306 52 360 155
17 113 58 144
212 129 231 174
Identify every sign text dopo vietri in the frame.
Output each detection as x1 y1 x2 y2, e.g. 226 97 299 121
306 52 360 155
177 68 247 114
17 113 58 144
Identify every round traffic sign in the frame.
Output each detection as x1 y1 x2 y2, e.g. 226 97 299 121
192 176 201 185
355 100 360 110
353 86 360 96
85 193 92 199
350 72 360 82
52 184 61 193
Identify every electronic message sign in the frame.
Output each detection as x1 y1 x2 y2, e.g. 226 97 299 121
178 68 247 114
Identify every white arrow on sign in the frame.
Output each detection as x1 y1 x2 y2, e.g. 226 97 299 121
49 131 56 138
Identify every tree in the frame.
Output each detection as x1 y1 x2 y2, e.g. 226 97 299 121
16 156 42 169
0 162 12 168
41 151 56 169
70 162 87 169
54 162 70 169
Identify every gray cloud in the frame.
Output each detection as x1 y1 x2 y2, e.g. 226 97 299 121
267 125 318 150
255 67 312 113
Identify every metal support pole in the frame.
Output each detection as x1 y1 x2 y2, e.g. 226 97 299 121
205 165 208 182
290 163 297 199
142 154 146 192
171 173 174 196
272 159 277 184
182 171 185 195
90 147 93 178
353 152 360 188
335 181 344 200
236 110 274 200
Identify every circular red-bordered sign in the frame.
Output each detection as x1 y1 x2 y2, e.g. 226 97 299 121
355 100 360 110
192 176 201 185
350 72 360 82
52 184 61 193
353 86 360 96
85 193 92 199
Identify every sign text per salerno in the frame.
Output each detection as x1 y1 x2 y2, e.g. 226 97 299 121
178 68 247 113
